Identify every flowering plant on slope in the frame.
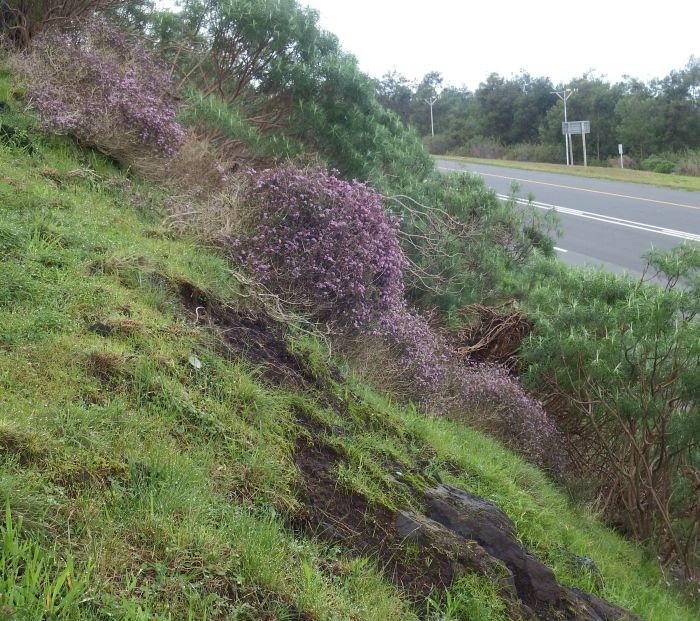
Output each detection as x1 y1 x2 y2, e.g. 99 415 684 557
18 18 184 161
236 166 408 328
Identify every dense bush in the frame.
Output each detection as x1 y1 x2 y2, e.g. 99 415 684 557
518 249 700 574
675 149 700 176
505 142 564 164
447 361 567 473
450 137 507 160
641 155 676 174
0 0 122 47
236 165 562 471
392 172 557 311
235 166 408 329
147 0 432 189
640 149 700 177
422 133 451 155
15 18 184 165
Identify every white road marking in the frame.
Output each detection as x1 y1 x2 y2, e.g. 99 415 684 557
437 165 700 211
553 247 568 253
494 194 700 243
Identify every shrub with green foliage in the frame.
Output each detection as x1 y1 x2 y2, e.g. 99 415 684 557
519 247 700 574
391 172 557 311
641 155 676 174
0 0 123 48
145 0 433 187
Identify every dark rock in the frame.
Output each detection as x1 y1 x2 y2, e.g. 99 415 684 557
419 484 643 620
425 483 562 607
88 321 114 336
0 122 34 155
396 509 530 619
396 509 518 594
566 587 642 621
567 588 642 621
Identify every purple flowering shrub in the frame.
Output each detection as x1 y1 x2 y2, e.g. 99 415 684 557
375 308 450 394
236 166 408 328
16 18 183 162
448 362 567 473
237 165 565 473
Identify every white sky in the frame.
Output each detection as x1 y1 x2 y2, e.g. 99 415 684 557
156 0 699 89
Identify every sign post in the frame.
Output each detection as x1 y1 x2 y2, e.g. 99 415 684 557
562 121 591 167
618 144 624 169
552 89 575 165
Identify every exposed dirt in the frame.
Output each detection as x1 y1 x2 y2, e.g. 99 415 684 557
293 430 459 599
179 280 315 387
178 282 642 620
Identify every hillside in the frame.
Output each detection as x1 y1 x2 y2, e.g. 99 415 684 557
1 75 699 620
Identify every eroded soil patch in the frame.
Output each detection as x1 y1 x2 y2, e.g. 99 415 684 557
293 432 459 599
179 281 314 386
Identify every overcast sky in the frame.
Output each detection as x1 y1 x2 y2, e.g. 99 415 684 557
156 0 699 89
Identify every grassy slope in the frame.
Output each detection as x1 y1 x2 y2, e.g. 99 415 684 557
0 95 698 620
437 155 700 192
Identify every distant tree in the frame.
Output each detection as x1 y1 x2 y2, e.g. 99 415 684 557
411 71 443 135
615 94 662 159
377 70 414 124
430 85 475 149
473 73 520 142
571 75 622 160
510 74 555 144
654 57 700 151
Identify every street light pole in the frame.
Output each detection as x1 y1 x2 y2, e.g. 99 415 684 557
425 96 439 137
552 88 575 166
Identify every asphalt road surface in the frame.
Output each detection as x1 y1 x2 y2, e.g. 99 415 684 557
436 159 700 277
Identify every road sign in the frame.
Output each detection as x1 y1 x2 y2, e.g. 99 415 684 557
618 144 623 155
562 120 590 135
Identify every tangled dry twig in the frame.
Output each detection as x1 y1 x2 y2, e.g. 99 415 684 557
444 302 531 369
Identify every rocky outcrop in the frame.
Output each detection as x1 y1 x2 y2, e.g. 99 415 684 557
396 483 642 621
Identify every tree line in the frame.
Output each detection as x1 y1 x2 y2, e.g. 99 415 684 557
377 61 700 171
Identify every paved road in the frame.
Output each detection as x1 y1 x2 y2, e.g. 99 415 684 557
436 159 700 277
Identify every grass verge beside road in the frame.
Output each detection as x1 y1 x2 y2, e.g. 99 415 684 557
438 155 700 192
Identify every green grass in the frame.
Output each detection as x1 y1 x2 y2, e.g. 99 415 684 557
0 81 698 620
437 155 700 192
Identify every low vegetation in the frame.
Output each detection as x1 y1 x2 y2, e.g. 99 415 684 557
0 0 698 618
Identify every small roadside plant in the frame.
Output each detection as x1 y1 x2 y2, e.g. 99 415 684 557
14 18 184 166
0 506 90 618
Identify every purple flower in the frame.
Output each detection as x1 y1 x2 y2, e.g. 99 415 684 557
21 18 184 159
